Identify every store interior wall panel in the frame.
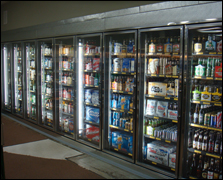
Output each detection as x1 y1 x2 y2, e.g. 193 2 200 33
105 1 222 30
104 6 139 18
139 1 199 13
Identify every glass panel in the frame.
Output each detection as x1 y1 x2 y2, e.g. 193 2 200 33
55 37 75 137
39 40 54 128
13 43 23 115
25 42 37 121
2 44 12 111
104 32 136 159
77 35 102 148
183 24 222 179
139 28 182 174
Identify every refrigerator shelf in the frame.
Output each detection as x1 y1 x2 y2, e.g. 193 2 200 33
110 52 135 56
189 123 222 131
62 112 73 116
84 53 100 56
146 74 179 78
109 125 133 133
190 100 222 106
111 89 133 95
62 69 73 72
84 84 99 88
192 52 222 56
111 71 136 75
79 136 99 145
145 94 178 101
84 70 100 73
44 54 52 56
143 159 176 172
45 67 52 70
84 102 100 108
61 83 73 87
110 146 132 157
110 107 133 114
187 148 222 159
146 53 180 57
192 76 222 81
144 134 177 144
144 115 178 123
63 130 74 135
84 120 99 126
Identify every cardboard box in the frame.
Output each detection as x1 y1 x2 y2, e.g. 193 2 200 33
215 63 222 78
86 124 99 142
148 82 167 96
169 152 176 168
86 106 100 123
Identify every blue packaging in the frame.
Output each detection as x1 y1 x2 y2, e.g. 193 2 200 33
91 90 99 105
122 58 130 72
127 41 133 53
110 111 113 125
85 89 92 103
130 58 135 72
86 106 100 123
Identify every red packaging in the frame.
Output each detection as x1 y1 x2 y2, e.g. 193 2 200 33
86 125 99 142
68 120 74 133
85 74 90 85
93 58 100 71
217 111 222 128
215 63 222 78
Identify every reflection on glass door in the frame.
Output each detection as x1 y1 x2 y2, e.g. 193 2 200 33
55 37 75 137
138 27 183 178
13 43 23 116
39 40 54 128
2 44 12 111
103 31 137 160
25 42 37 121
77 34 102 148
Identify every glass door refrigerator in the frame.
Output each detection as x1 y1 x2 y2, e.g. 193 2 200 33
38 39 55 129
103 30 137 161
24 41 37 122
2 43 12 112
137 26 184 178
55 37 75 137
76 34 102 149
180 22 222 179
13 42 24 117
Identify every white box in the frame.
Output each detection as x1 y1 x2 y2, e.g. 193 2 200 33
169 152 176 168
148 82 167 96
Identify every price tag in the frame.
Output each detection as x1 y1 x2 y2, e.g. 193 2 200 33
131 73 135 75
165 140 171 143
157 53 162 55
65 130 68 133
113 90 117 93
154 117 159 119
114 148 118 151
193 101 200 104
165 97 170 99
217 52 222 54
149 95 154 97
166 75 171 78
128 92 133 94
156 137 161 140
131 131 133 133
194 150 201 154
195 76 201 79
71 133 74 135
150 136 155 139
165 53 170 55
173 53 178 55
172 76 178 78
119 91 123 93
172 120 178 123
196 52 203 55
89 121 92 123
215 78 222 81
88 139 91 141
122 72 126 74
93 71 97 73
214 103 222 106
113 72 118 74
128 153 132 156
124 129 129 132
206 153 220 158
90 85 93 87
206 77 213 80
174 98 178 101
86 103 89 105
152 162 157 165
94 104 97 107
203 102 210 105
151 74 156 76
209 52 216 54
171 168 175 171
120 110 124 112
159 75 164 77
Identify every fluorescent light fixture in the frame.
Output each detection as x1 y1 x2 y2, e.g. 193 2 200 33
205 18 217 21
167 22 176 26
180 21 189 24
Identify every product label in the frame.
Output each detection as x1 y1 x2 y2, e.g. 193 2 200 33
173 44 180 53
149 44 156 53
193 92 201 100
193 140 197 149
156 45 163 52
199 113 204 124
194 43 202 53
213 172 219 179
207 171 213 179
202 142 207 151
217 40 222 52
202 172 207 179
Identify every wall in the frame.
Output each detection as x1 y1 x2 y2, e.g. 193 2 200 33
1 1 162 32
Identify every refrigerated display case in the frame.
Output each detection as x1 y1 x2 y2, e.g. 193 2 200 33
181 22 222 179
76 34 102 148
13 43 24 117
38 39 55 128
25 42 37 121
103 31 137 160
55 37 75 137
2 43 12 112
137 26 184 177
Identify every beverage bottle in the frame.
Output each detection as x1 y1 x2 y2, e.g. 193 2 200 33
197 134 203 150
219 161 222 179
202 156 208 179
207 158 214 179
190 153 197 176
194 104 200 124
213 160 220 179
164 37 172 53
194 36 202 53
127 39 133 53
202 35 207 53
94 73 99 86
205 34 216 53
208 133 214 153
193 130 198 149
202 132 208 152
199 105 204 125
149 38 156 54
156 37 163 53
173 36 180 54
214 133 220 154
217 36 222 53
197 155 203 178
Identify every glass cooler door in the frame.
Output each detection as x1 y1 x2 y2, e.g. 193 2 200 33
39 39 54 128
2 43 12 112
181 22 222 179
103 31 137 161
55 37 75 137
76 34 102 148
25 42 37 121
138 26 183 178
13 43 24 117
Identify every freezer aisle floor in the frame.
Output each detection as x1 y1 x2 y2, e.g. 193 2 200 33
1 113 172 179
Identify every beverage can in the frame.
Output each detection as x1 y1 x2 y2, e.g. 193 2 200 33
210 114 217 127
195 65 200 76
216 111 222 128
200 65 206 76
206 67 211 77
